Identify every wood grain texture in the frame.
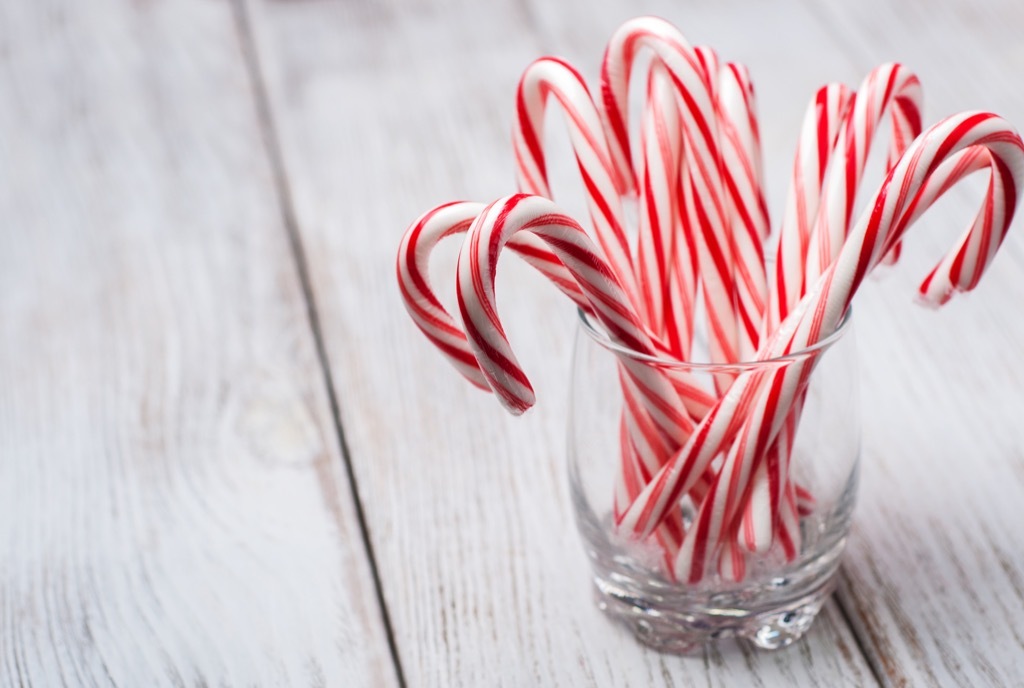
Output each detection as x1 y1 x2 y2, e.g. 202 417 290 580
799 0 1024 685
242 0 876 684
0 1 397 685
8 0 1024 684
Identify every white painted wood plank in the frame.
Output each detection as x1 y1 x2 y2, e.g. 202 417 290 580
243 0 877 684
0 2 398 685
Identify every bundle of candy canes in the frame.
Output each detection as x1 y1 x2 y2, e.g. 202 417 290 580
396 17 1024 584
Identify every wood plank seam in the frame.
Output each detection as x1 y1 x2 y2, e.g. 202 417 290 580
228 1 408 685
833 571 889 687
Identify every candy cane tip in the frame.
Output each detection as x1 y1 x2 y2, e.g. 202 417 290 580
494 387 536 416
915 286 955 310
501 401 533 417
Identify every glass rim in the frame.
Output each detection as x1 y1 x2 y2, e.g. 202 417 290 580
577 307 853 371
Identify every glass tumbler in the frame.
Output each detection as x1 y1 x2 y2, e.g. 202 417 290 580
568 309 859 653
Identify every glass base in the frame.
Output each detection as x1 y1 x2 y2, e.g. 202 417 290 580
592 571 836 654
573 462 856 654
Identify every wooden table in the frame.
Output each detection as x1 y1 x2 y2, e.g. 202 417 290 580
4 0 1024 685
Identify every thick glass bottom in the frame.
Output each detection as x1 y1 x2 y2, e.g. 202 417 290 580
592 566 837 654
583 516 849 654
571 456 857 653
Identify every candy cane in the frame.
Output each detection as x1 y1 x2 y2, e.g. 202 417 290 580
398 200 603 397
802 63 923 292
398 198 718 484
738 396 803 554
396 201 493 391
678 113 1024 582
514 54 716 421
717 61 770 361
635 60 684 337
397 197 707 428
602 18 739 364
662 156 700 360
692 115 1022 580
738 142 994 557
454 194 699 441
799 112 1021 346
744 68 920 556
745 81 856 552
439 194 692 568
767 83 854 333
449 195 720 580
618 112 1024 554
514 57 639 305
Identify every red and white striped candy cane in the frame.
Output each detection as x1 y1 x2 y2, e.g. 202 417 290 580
635 60 684 338
397 195 702 454
673 112 1024 582
395 198 700 417
602 18 739 364
397 201 492 392
397 194 701 562
735 117 1022 572
451 193 699 573
618 112 1024 555
797 111 1022 347
662 157 700 361
674 350 821 582
455 194 698 439
396 195 692 574
514 56 639 306
397 200 600 397
737 396 803 554
737 143 994 557
745 81 856 552
717 61 770 361
802 63 923 292
747 67 920 556
767 83 854 334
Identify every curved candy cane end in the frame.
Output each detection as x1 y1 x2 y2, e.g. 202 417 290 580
396 202 494 390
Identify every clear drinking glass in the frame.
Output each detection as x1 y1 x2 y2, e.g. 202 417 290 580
568 309 859 653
